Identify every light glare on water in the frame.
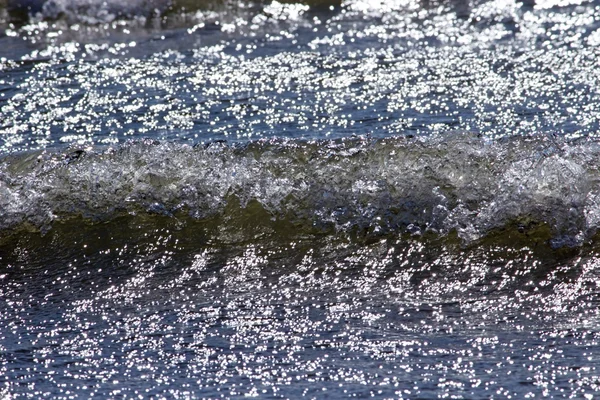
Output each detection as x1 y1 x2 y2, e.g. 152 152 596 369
2 0 600 398
2 224 600 398
1 0 600 152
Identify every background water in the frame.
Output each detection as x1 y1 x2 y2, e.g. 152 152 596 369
2 0 600 398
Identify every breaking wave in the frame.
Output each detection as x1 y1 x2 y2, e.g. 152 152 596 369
3 0 336 26
2 133 600 248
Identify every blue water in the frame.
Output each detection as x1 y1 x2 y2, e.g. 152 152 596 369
2 0 600 153
2 0 600 398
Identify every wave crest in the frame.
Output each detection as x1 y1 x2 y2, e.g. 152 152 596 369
1 134 599 246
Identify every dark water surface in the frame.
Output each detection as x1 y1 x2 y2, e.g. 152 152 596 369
2 0 600 398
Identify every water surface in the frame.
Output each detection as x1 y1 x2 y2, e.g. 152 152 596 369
2 0 600 398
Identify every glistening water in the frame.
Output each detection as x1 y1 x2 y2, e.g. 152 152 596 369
2 0 600 398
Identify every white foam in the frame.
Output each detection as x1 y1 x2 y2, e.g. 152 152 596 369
2 135 600 246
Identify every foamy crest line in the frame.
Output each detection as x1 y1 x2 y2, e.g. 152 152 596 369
5 0 168 22
1 134 599 245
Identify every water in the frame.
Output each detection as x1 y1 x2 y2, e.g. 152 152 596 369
2 0 600 398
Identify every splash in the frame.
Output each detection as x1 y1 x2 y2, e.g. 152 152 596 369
1 134 599 247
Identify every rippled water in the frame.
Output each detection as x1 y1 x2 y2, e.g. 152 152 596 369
2 0 600 398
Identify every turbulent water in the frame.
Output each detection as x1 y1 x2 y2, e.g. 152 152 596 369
2 0 600 398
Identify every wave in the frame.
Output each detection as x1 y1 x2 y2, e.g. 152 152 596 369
0 0 341 58
1 133 600 248
3 0 340 24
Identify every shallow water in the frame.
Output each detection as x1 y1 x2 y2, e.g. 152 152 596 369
2 0 600 398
